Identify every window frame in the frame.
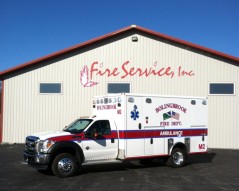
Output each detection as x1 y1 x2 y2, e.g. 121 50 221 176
208 82 235 96
86 120 111 136
39 82 63 95
107 82 131 94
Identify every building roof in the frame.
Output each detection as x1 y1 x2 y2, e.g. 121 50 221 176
1 25 239 80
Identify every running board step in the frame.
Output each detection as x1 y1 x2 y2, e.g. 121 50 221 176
82 159 122 166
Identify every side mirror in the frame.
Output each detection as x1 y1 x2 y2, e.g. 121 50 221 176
84 131 103 139
84 132 92 138
93 132 103 139
84 132 98 139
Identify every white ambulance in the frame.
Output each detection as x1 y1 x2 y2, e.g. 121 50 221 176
24 94 208 178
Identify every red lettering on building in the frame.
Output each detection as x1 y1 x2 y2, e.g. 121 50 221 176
178 66 194 77
83 61 195 87
121 61 175 79
90 62 119 80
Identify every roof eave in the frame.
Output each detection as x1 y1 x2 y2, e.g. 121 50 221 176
136 26 239 63
1 25 239 80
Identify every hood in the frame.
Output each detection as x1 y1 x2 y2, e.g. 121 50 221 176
30 131 72 141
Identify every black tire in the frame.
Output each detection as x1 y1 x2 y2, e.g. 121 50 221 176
166 148 186 168
52 153 78 178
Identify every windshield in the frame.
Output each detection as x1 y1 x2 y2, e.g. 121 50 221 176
64 119 93 134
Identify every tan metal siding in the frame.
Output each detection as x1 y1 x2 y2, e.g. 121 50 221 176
2 32 239 149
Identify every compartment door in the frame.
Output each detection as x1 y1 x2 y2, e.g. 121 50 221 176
143 97 165 155
125 96 144 157
144 127 155 155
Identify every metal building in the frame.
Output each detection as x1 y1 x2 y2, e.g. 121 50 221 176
0 25 238 149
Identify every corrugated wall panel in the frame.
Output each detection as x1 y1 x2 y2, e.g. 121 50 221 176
2 31 239 149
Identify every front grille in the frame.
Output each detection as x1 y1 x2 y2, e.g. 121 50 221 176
25 136 39 154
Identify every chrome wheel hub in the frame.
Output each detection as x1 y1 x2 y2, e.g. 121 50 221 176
173 151 184 165
58 158 73 174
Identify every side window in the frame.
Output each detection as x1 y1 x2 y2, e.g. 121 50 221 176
209 83 235 95
107 82 131 93
39 82 62 94
87 120 111 135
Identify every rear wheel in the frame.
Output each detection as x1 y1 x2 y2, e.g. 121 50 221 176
167 148 186 168
52 153 78 178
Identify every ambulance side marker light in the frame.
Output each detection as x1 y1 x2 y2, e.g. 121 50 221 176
146 98 152 104
191 100 196 105
128 97 134 103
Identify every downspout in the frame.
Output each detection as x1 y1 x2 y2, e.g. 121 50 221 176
0 80 4 143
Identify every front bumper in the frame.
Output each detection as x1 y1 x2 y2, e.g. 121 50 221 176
23 151 52 170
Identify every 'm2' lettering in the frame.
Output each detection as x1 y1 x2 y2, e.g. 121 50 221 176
198 144 205 149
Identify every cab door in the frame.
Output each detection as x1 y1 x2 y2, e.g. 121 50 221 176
82 120 118 161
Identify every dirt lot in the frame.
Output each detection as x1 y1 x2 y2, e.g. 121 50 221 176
0 144 238 191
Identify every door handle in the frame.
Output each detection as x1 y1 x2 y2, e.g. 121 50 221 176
150 138 153 144
139 123 142 129
111 138 115 143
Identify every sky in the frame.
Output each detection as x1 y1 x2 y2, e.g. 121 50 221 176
0 0 238 72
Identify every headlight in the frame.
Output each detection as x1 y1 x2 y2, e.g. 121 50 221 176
38 140 55 153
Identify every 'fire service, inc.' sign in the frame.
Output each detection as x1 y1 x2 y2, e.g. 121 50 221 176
80 61 195 87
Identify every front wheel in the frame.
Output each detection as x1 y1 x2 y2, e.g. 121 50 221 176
166 148 186 168
52 153 78 178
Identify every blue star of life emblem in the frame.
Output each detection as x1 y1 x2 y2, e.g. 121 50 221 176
130 105 139 120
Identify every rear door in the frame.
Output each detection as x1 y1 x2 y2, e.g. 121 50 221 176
82 120 119 161
125 96 144 157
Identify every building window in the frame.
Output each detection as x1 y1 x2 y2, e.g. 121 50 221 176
209 83 235 95
107 82 131 93
39 83 62 94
